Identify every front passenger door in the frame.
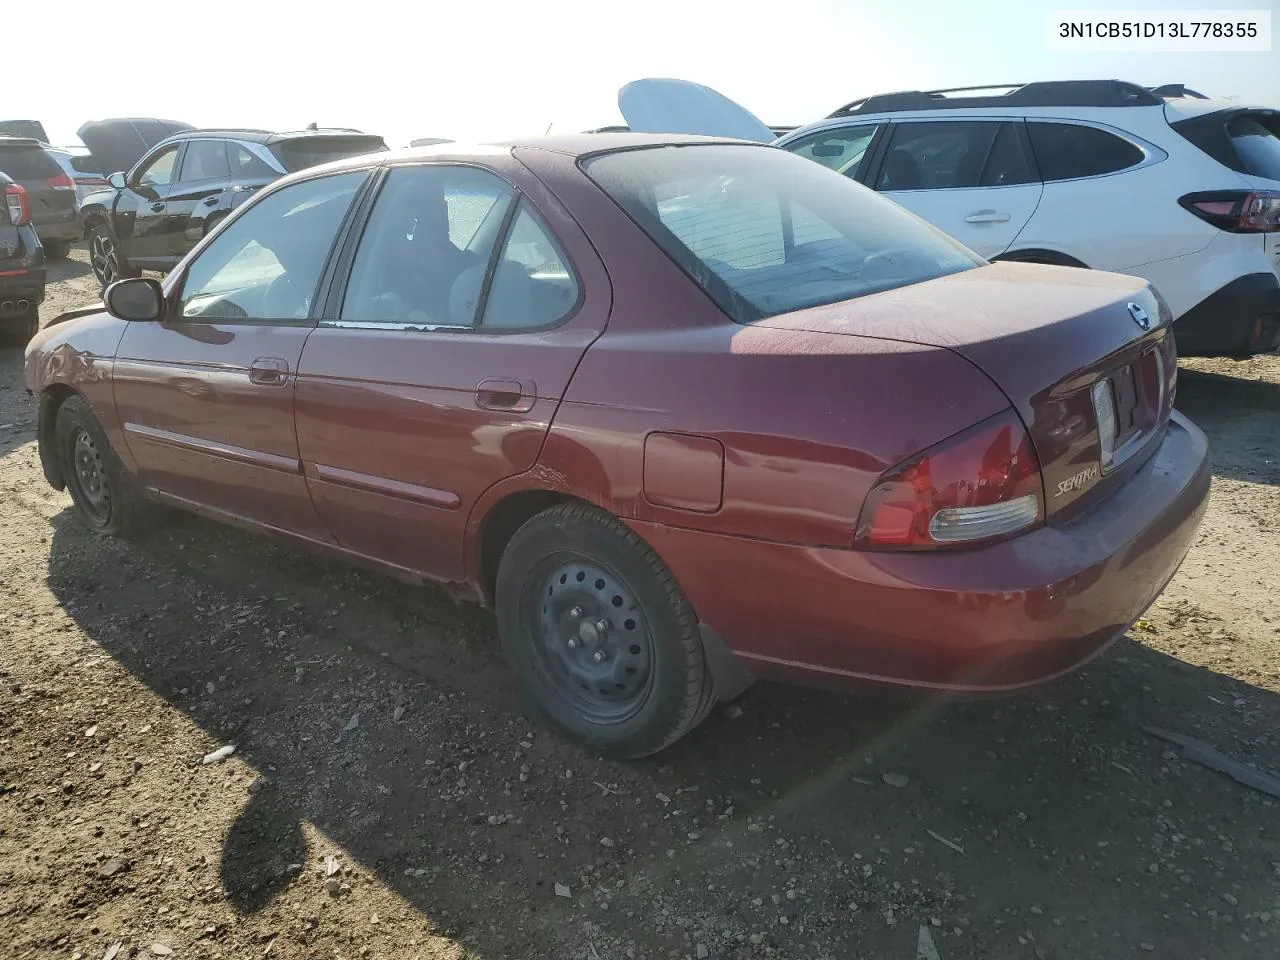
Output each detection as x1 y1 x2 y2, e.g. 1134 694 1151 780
116 143 183 266
873 120 1042 259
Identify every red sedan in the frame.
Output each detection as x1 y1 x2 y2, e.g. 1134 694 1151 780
24 135 1210 756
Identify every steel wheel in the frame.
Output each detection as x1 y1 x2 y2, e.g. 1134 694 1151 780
68 425 112 527
531 558 654 723
90 227 119 286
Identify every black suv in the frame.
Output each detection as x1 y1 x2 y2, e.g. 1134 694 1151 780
0 171 46 343
80 127 387 287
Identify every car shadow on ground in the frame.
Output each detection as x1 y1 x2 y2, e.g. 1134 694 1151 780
45 503 1280 959
44 254 94 284
1175 365 1280 486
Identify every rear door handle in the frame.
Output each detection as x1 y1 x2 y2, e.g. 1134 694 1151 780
202 196 219 207
249 357 290 386
150 202 165 213
475 378 536 413
964 210 1011 224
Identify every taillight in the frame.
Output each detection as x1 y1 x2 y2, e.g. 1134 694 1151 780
1179 190 1280 232
44 171 76 190
855 409 1043 551
4 184 30 226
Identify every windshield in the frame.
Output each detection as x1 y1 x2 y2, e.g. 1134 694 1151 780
582 144 980 323
1228 114 1280 181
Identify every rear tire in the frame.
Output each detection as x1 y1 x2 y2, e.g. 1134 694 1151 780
42 240 72 260
87 221 138 289
495 502 714 758
55 395 158 538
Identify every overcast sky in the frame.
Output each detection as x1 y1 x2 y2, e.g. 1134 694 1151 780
9 0 1278 150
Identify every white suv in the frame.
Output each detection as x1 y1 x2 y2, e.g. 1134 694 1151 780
619 79 1280 357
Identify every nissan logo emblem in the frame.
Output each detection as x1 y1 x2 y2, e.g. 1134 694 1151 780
1128 302 1151 330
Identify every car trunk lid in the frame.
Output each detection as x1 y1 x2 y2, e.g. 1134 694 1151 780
618 78 778 143
754 262 1177 520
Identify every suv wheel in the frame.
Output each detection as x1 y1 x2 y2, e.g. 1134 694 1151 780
495 503 715 758
88 222 137 288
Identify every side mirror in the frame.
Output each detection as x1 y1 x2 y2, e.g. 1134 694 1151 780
108 171 127 190
104 277 165 322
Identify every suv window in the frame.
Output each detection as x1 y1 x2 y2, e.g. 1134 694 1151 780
179 140 231 182
1227 114 1280 181
341 165 513 327
980 123 1036 186
229 143 278 179
481 204 580 329
135 145 180 188
875 121 1001 191
179 171 366 321
1027 122 1144 181
784 125 880 180
0 143 61 180
584 144 980 324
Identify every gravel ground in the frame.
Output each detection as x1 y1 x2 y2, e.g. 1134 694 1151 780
2 245 1278 960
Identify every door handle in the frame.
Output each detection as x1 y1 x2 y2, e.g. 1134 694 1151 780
964 210 1011 224
248 357 290 386
475 378 536 413
150 202 165 213
202 196 219 207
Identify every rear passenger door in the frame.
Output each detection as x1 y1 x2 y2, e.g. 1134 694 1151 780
293 160 610 583
871 119 1042 258
165 138 236 258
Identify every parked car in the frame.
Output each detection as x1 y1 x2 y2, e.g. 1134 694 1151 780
1 171 45 342
0 137 80 259
79 127 388 287
26 135 1210 756
620 78 1280 358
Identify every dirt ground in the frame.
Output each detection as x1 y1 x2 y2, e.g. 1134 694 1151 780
2 245 1278 960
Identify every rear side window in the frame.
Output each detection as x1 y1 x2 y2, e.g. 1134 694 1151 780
481 204 580 329
229 143 278 179
1027 122 1144 181
980 124 1036 186
876 121 1002 191
584 144 980 324
179 140 231 183
783 125 881 180
1227 114 1280 181
269 136 388 172
0 145 61 180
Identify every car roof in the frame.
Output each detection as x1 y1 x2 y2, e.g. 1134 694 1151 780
492 131 755 155
1161 97 1272 121
159 127 381 147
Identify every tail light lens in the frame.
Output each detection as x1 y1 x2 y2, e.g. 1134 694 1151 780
44 171 76 190
5 184 30 226
1179 190 1280 232
855 409 1043 551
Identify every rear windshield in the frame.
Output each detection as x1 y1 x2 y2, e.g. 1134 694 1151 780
269 136 388 172
0 144 61 180
1227 114 1280 181
582 144 980 323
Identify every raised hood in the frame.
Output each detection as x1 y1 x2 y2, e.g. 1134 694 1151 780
618 79 776 143
76 118 193 175
758 262 1178 519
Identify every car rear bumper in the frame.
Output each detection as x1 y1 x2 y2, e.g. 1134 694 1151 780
33 216 82 244
1173 272 1280 357
0 266 45 307
633 411 1210 693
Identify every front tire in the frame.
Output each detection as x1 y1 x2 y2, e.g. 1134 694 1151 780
87 221 137 289
55 396 157 538
495 503 714 758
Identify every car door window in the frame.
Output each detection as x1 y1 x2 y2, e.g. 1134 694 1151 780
480 203 580 329
340 165 513 327
178 171 366 321
875 121 1001 191
1026 122 1145 181
134 145 180 189
229 143 279 179
783 125 880 180
979 123 1037 186
178 140 231 183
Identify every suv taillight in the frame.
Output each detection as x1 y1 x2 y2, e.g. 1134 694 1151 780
1179 190 1280 232
855 409 1043 551
4 184 29 226
44 171 76 190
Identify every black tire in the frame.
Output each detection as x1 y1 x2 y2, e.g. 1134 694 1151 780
87 221 138 289
55 395 157 538
495 502 714 758
42 240 73 260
